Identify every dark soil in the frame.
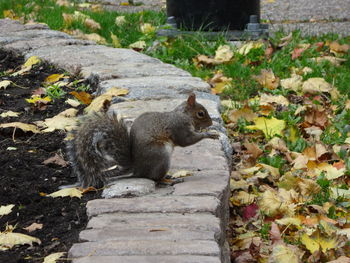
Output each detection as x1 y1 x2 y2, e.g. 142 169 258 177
0 49 101 263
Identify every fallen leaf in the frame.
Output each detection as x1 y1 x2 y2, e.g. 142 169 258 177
43 153 69 167
170 170 193 178
70 91 93 105
111 32 122 48
84 18 101 31
300 231 338 253
140 23 156 34
45 74 65 83
115 16 126 26
242 203 259 221
244 141 263 159
48 188 83 198
230 191 256 206
23 223 43 232
43 252 66 263
330 41 350 55
238 41 264 55
302 77 332 94
246 117 286 138
278 32 293 47
259 93 289 106
291 47 306 60
26 95 52 104
280 74 303 92
84 87 128 114
39 108 78 132
0 205 15 216
65 98 80 107
23 56 41 68
214 45 233 63
0 230 41 251
270 244 302 263
129 40 146 51
0 111 21 118
0 122 40 133
270 222 282 244
252 69 280 90
312 56 346 66
327 257 350 263
0 80 12 89
228 105 257 123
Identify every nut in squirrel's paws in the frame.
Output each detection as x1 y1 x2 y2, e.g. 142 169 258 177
206 130 220 139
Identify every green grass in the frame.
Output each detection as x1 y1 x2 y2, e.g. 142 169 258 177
1 1 350 101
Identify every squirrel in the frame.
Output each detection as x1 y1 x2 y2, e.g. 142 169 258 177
66 93 219 188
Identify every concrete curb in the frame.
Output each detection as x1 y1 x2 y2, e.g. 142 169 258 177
0 18 231 262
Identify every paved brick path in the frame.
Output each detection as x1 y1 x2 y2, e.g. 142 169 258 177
0 18 230 262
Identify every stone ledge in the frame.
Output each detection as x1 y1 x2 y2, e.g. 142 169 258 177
73 255 221 263
69 240 220 257
87 195 221 217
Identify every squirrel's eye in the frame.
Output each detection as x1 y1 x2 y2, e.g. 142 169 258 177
197 110 205 118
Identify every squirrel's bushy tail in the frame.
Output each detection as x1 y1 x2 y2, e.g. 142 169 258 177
66 112 132 188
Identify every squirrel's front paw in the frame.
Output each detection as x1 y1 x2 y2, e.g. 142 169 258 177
206 131 220 139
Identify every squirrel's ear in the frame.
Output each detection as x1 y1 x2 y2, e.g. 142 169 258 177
187 93 196 107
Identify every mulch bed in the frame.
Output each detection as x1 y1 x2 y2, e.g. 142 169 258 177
0 48 101 263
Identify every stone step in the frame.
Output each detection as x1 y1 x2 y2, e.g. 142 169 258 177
73 255 221 263
86 213 221 232
86 195 220 217
80 227 217 242
69 240 220 258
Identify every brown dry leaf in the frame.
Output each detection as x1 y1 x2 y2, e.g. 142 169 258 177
327 257 350 263
23 223 43 232
194 55 219 67
43 153 69 167
237 41 264 55
208 71 233 95
269 222 282 244
228 105 257 123
70 91 93 105
330 41 350 55
267 137 288 152
304 108 328 128
252 69 280 90
84 18 101 31
0 122 40 133
244 141 263 159
230 191 256 206
302 77 332 94
62 13 74 26
278 32 293 47
291 47 306 60
69 29 107 44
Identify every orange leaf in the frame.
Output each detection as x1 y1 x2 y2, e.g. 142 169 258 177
70 91 93 105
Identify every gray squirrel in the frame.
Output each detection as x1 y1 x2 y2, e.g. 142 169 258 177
66 93 219 188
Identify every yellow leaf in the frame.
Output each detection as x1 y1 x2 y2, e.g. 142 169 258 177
84 87 128 114
275 217 301 226
259 93 289 106
0 80 12 89
302 78 332 94
129 40 146 50
111 32 122 48
140 23 156 34
246 117 286 138
0 111 21 118
23 56 41 68
3 10 17 19
0 231 41 251
230 191 256 206
214 45 233 62
0 205 15 216
270 244 302 263
48 188 83 198
40 108 78 132
259 190 282 216
228 105 257 123
315 163 345 180
115 16 126 26
26 95 52 104
238 41 264 55
301 231 338 254
43 252 66 263
120 2 129 6
0 122 40 133
211 81 231 95
45 74 65 83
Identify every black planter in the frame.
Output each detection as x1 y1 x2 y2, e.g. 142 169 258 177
166 0 260 31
